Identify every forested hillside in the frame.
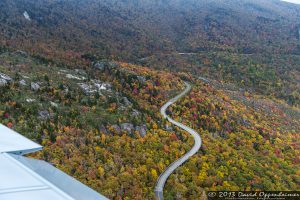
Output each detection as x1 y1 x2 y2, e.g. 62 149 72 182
1 0 299 105
0 50 299 199
0 0 299 199
1 0 300 61
141 52 300 105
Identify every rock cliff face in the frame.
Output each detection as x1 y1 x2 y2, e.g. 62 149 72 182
109 123 148 137
119 123 148 137
120 123 135 133
135 125 147 137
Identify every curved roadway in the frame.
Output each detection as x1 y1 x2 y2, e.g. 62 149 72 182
155 82 202 200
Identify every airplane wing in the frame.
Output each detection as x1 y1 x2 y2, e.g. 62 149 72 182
0 124 109 200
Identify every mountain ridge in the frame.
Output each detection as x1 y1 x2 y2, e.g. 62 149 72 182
1 0 300 62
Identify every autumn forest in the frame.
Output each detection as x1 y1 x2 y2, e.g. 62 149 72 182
0 0 299 199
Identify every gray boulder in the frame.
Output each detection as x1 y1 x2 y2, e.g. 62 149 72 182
0 79 7 86
135 124 147 137
26 98 36 103
92 80 111 91
75 69 87 76
131 109 140 117
137 76 146 83
78 83 96 95
19 79 27 86
122 97 132 107
31 82 40 91
120 123 135 133
14 50 28 57
0 73 12 86
78 81 111 95
0 73 12 81
93 61 118 71
50 102 58 108
242 118 251 127
38 110 50 120
61 85 69 93
93 62 105 71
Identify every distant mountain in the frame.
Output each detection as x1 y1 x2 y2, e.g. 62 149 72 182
0 0 300 61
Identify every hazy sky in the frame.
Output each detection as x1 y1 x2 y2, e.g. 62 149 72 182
282 0 300 4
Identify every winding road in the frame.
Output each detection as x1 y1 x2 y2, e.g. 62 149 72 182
155 82 202 200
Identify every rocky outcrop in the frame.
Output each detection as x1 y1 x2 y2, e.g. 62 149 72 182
135 124 147 137
93 80 111 91
122 97 132 107
60 85 69 93
0 79 7 86
111 125 121 134
26 99 36 103
78 83 95 95
78 80 111 95
38 110 50 120
120 123 135 133
0 73 12 81
93 61 118 71
0 73 12 86
19 79 27 86
13 50 28 57
131 109 140 117
137 75 146 83
66 74 86 80
23 11 31 21
117 123 148 137
31 82 41 91
93 62 105 71
50 102 58 108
